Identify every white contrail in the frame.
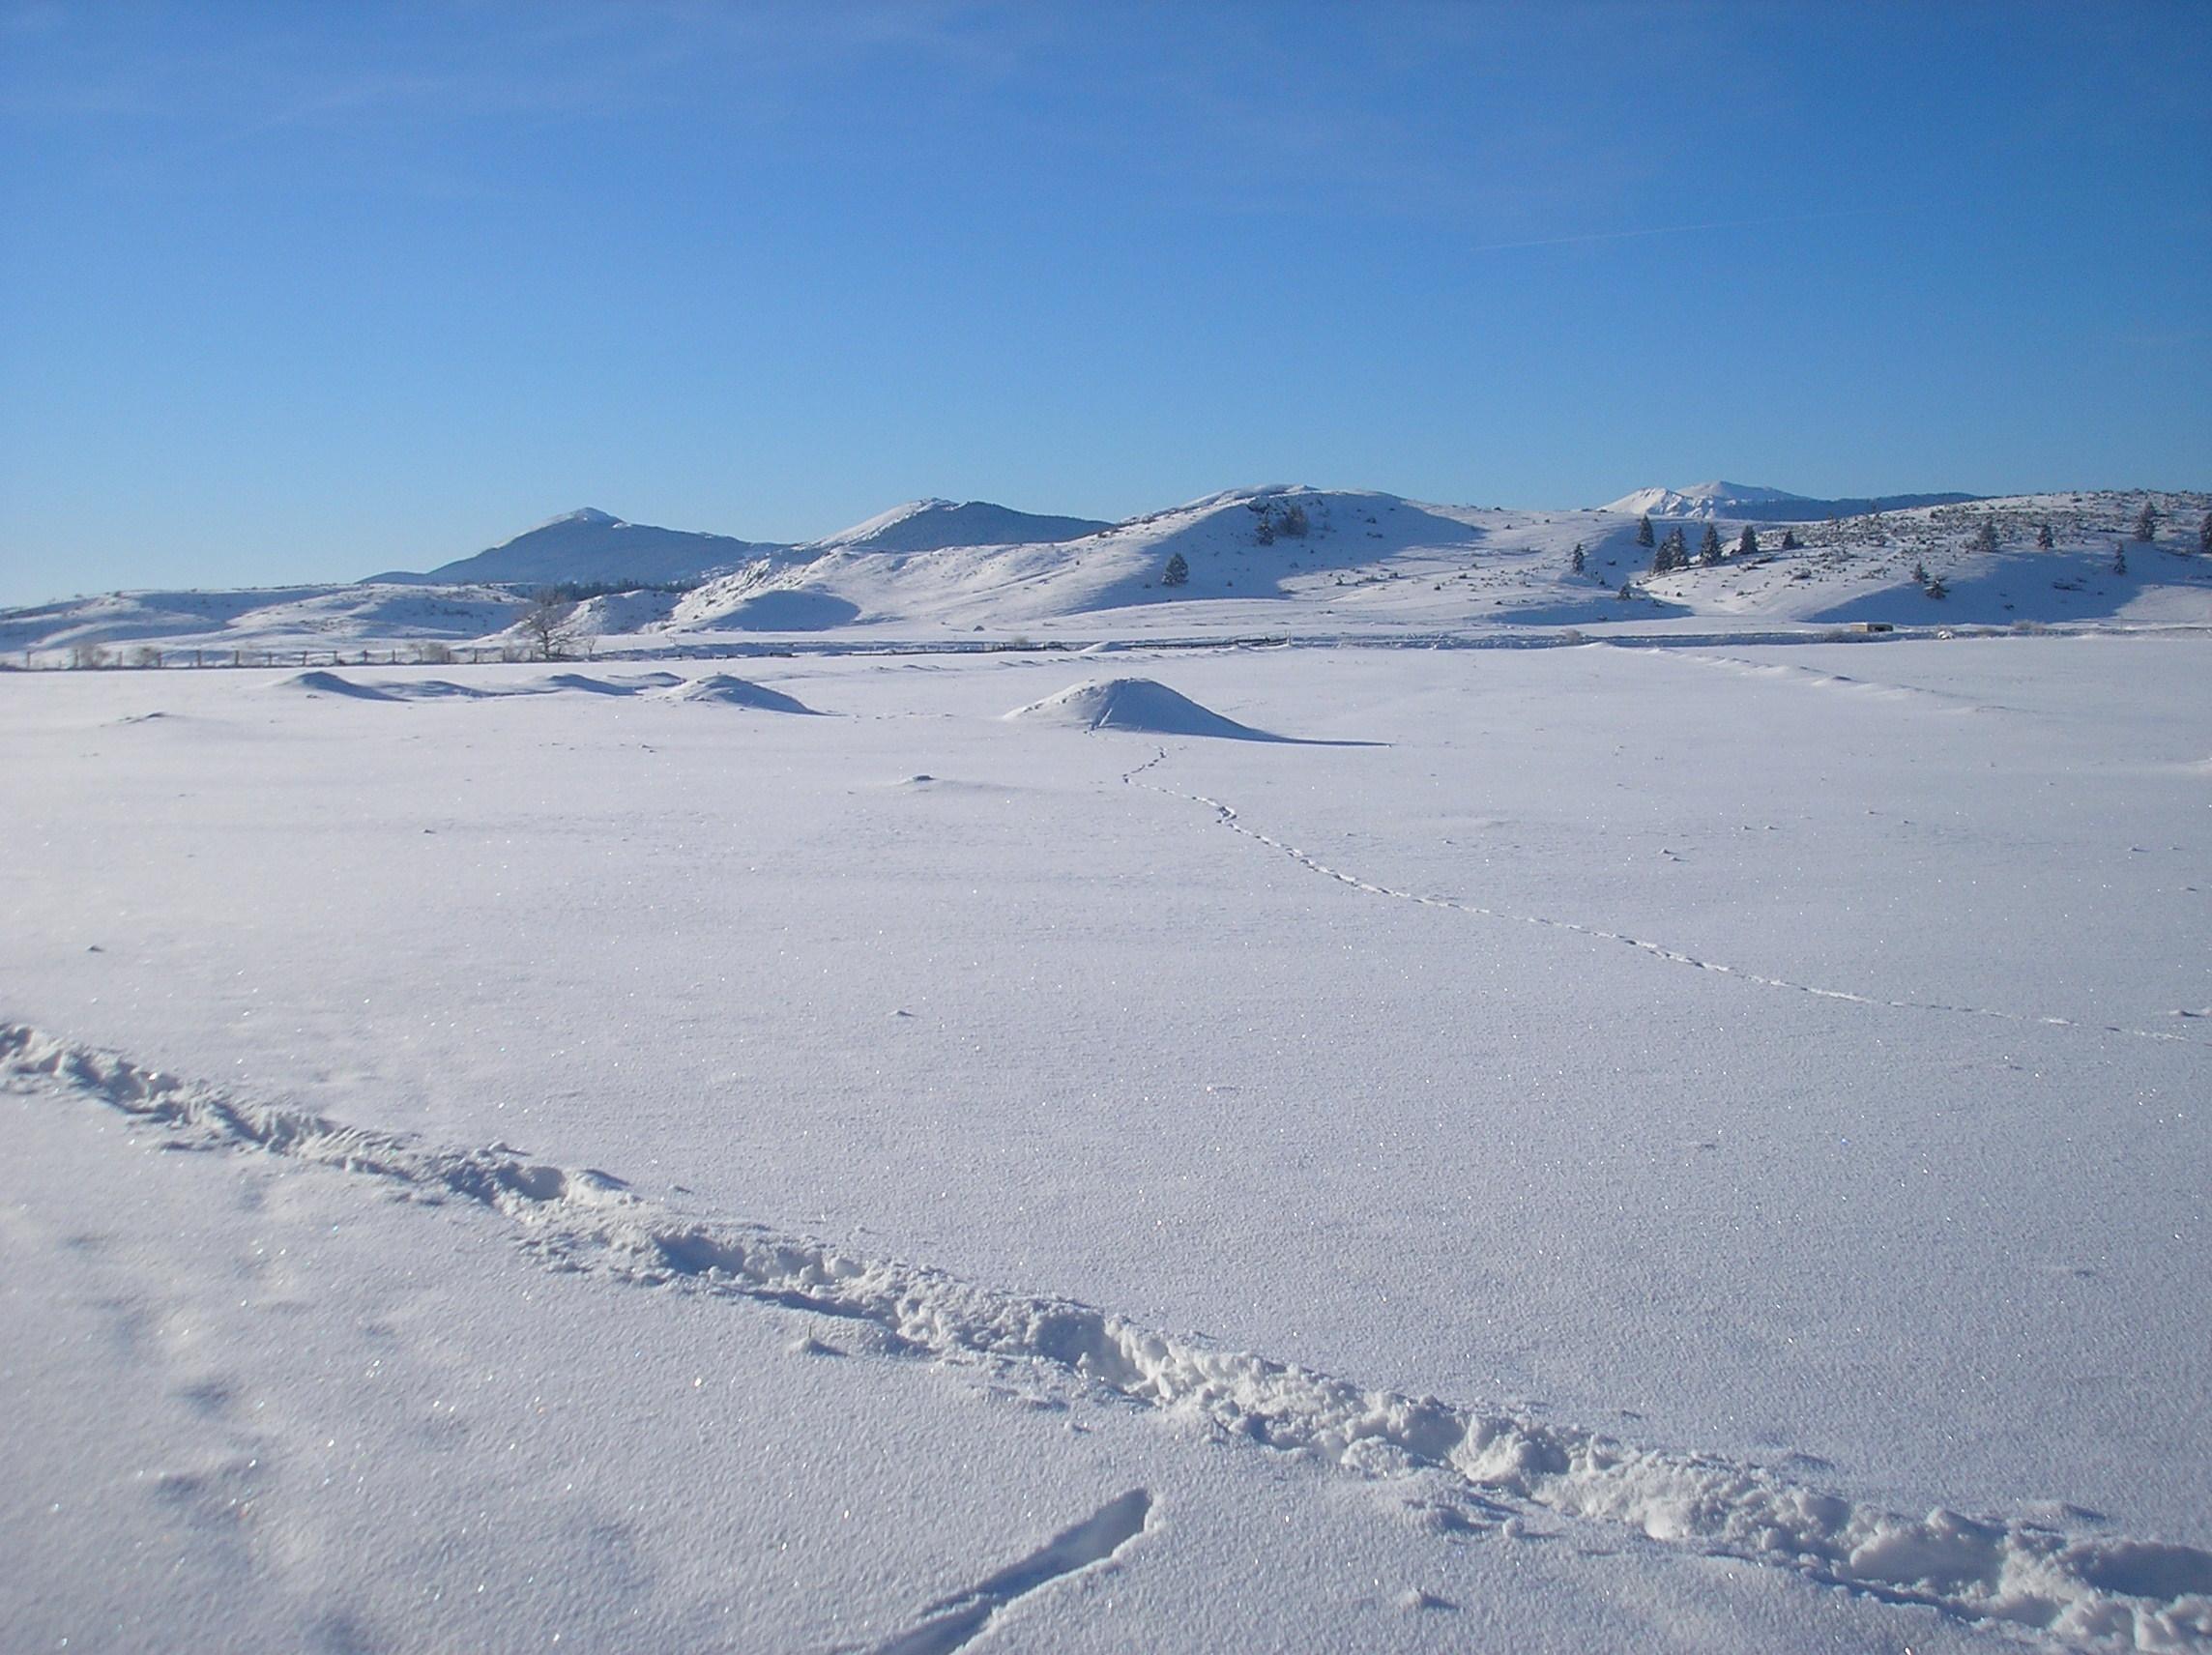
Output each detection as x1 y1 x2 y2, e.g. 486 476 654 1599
1470 206 1888 253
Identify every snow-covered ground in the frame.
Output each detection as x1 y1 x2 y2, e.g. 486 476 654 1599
3 635 2206 1651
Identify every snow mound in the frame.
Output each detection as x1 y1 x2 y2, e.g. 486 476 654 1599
274 670 398 701
1006 677 1275 740
661 674 814 712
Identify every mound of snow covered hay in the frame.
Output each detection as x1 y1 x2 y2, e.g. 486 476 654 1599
661 674 815 712
1004 677 1277 740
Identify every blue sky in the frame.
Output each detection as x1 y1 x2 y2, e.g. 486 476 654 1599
2 1 2206 602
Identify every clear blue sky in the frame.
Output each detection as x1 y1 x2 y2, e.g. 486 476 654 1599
3 1 2206 602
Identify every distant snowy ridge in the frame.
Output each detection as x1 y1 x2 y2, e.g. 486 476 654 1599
808 498 1111 553
366 507 771 587
1603 480 1982 520
6 1018 2208 1653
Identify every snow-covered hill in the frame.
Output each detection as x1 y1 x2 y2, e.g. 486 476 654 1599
6 486 2206 662
366 508 770 587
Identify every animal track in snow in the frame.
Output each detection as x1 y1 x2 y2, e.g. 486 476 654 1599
1668 653 2014 713
5 1022 2209 1651
1122 750 2212 1051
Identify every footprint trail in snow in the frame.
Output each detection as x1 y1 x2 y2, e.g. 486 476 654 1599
4 1023 2208 1651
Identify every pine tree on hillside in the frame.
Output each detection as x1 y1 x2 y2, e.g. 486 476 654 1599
1698 524 1723 565
1780 529 1800 550
1570 542 1586 574
1926 576 1948 599
1972 518 2000 555
2200 510 2212 554
2112 542 2127 577
2035 522 2054 550
1162 551 1189 586
1636 513 1656 548
1280 502 1309 538
1912 560 1931 586
2136 503 2159 542
1737 526 1758 558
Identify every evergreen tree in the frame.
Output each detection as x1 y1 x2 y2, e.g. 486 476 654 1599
2200 510 2212 554
2111 542 2127 577
1972 518 1999 555
1780 529 1800 550
1911 560 1930 585
1570 542 1586 574
1698 524 1723 565
1736 526 1758 558
1926 576 1948 599
2035 522 2054 550
1636 513 1656 548
2136 502 2159 542
1279 502 1309 538
1161 551 1189 587
1617 579 1635 600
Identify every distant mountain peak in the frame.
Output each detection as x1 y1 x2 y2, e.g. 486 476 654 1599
812 498 1113 553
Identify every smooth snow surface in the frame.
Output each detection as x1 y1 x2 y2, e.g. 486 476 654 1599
3 641 2208 1653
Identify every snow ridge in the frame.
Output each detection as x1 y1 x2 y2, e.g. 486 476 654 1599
3 1021 2207 1650
1123 752 2211 1050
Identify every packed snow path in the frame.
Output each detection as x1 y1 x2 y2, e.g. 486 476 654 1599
5 1023 2207 1651
1121 750 2212 1051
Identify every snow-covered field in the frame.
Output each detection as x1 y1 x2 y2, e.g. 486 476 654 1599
3 635 2208 1651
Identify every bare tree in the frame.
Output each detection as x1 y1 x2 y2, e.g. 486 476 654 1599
518 591 587 661
68 642 108 670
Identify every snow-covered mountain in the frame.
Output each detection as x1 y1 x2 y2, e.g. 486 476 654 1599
1604 481 1812 517
1603 481 1982 521
366 508 770 588
806 499 1111 554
